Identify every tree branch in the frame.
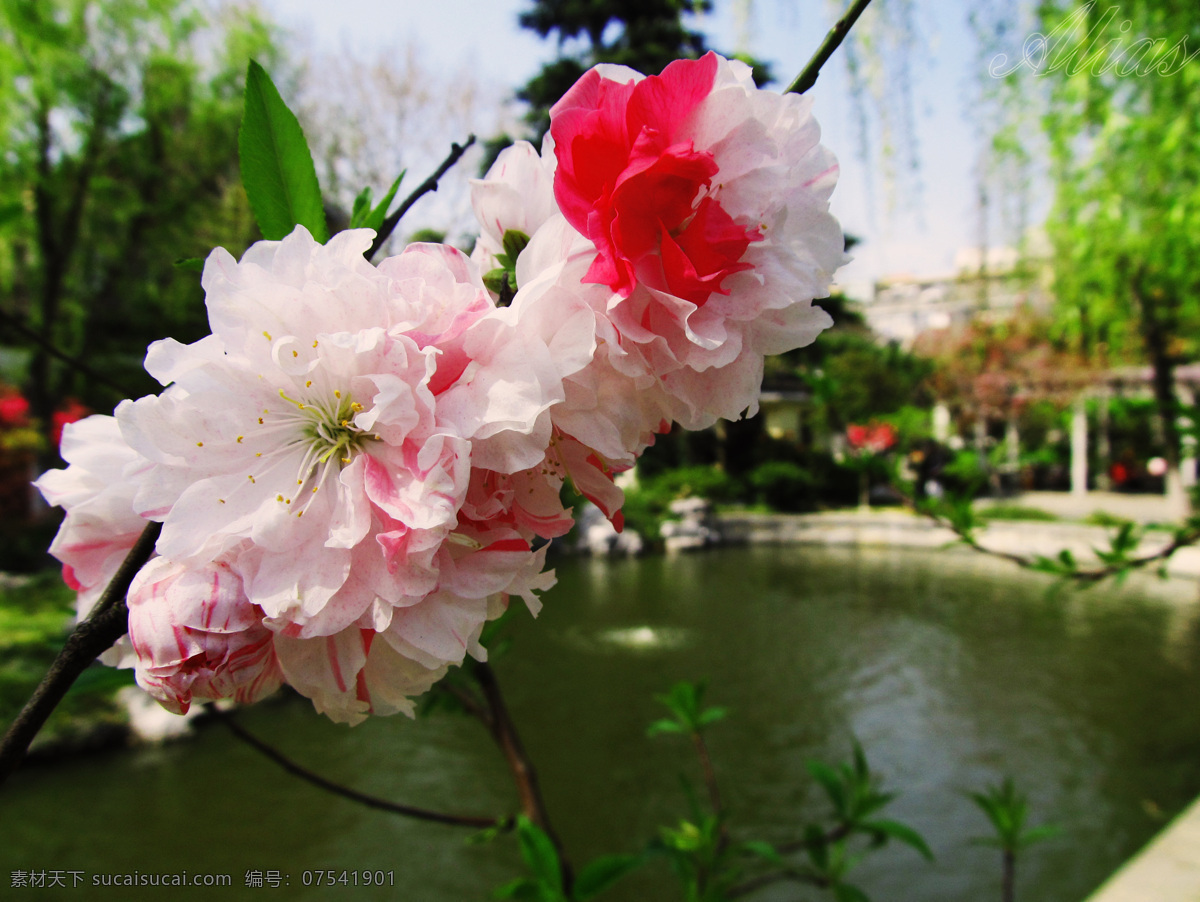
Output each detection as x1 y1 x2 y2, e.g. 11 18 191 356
204 704 507 829
0 308 136 398
365 135 477 260
0 521 161 785
785 0 874 95
727 868 823 898
909 493 1200 584
470 660 573 893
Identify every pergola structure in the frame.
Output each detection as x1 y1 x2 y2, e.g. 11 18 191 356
935 363 1199 517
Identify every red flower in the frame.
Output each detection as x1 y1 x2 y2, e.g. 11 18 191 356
550 52 762 308
52 399 90 447
847 422 897 454
0 394 30 427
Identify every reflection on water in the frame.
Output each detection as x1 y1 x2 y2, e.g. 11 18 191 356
3 546 1200 901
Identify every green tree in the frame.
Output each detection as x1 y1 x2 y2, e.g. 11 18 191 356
1029 0 1200 513
0 0 278 461
515 0 769 140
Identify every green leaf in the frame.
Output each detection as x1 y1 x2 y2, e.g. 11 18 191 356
502 228 532 262
738 840 783 866
515 815 563 892
806 760 847 816
238 60 328 243
362 171 405 233
348 186 373 228
696 706 729 727
172 257 205 272
860 819 935 861
1017 824 1061 848
572 854 644 900
483 268 512 296
494 878 547 901
833 881 871 902
646 718 686 737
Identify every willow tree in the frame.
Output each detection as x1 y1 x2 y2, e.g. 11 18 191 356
1022 0 1200 512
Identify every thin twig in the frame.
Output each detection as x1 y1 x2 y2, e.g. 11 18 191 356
204 704 507 830
0 521 161 785
365 135 477 260
912 495 1200 583
785 0 874 94
0 308 136 398
693 731 723 819
471 660 573 893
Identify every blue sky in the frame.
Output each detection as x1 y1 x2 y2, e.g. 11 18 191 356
260 0 1015 295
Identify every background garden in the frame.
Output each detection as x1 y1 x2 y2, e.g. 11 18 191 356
2 1 1199 900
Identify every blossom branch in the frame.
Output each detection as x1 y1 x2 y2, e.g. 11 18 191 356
0 521 161 786
203 704 507 829
365 135 478 260
785 0 874 95
471 660 573 892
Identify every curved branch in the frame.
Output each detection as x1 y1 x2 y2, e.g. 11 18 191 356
0 521 161 785
785 0 874 95
912 495 1200 584
0 308 136 398
204 704 508 830
365 135 477 260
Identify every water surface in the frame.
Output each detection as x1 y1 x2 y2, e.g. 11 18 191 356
4 545 1200 901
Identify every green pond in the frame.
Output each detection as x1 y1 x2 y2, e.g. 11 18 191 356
3 545 1200 901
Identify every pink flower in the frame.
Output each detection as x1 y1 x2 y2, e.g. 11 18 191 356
127 557 282 714
82 226 566 720
549 53 843 428
552 53 760 306
470 139 558 276
34 415 153 667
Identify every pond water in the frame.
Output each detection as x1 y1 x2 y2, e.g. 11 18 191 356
4 545 1200 901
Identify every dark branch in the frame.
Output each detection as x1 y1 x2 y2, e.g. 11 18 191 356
785 0 874 95
471 660 573 893
365 135 477 260
205 704 507 829
0 521 161 785
728 868 823 898
0 308 136 397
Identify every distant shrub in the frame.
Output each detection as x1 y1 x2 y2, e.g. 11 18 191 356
621 465 741 544
748 461 813 512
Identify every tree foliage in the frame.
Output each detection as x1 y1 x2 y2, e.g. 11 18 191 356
515 0 768 139
1029 0 1200 507
0 0 278 458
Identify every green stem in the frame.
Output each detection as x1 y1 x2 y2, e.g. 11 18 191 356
785 0 875 95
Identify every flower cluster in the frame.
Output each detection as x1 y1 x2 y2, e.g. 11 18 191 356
37 53 842 724
846 422 897 456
